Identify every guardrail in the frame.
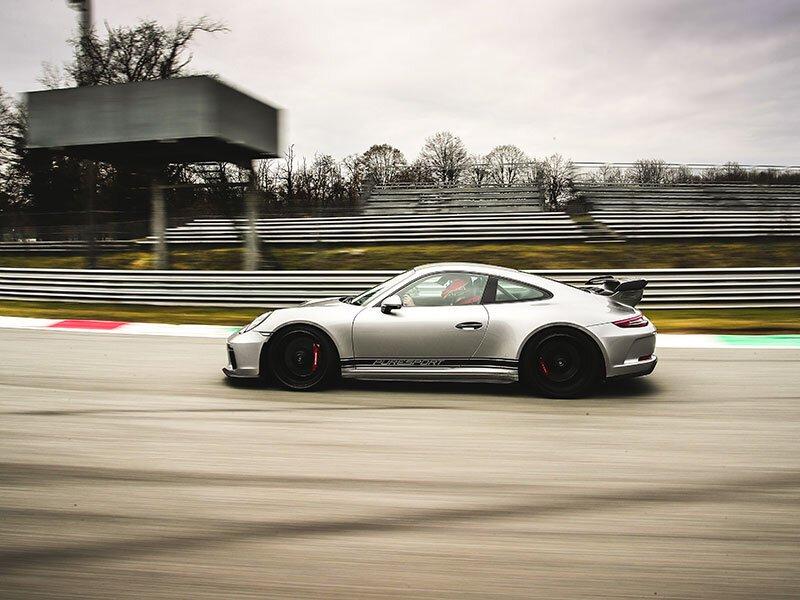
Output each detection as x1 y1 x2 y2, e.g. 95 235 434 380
0 240 133 252
1 267 799 309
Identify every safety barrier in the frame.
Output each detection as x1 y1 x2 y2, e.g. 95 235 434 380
0 240 132 252
1 267 798 309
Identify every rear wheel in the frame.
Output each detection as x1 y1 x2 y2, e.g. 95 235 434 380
520 329 601 398
267 326 339 391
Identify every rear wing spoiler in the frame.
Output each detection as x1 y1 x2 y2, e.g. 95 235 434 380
581 275 648 307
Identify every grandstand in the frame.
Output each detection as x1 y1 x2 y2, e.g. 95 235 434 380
576 183 800 210
578 183 800 239
149 211 584 245
6 182 800 251
591 210 800 239
363 185 543 214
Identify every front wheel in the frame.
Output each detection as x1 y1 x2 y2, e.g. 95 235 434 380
267 327 339 391
519 329 601 398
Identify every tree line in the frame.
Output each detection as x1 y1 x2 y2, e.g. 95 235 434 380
588 160 800 186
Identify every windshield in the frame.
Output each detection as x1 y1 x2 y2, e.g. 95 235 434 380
345 270 413 306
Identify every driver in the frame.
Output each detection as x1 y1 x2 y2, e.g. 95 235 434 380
402 276 482 307
442 277 481 305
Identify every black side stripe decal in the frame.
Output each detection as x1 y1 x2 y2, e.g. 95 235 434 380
340 358 517 368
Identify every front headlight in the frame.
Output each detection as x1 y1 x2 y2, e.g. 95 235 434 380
241 311 272 333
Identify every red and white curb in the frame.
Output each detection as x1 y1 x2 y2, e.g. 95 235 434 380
0 316 239 338
1 316 799 348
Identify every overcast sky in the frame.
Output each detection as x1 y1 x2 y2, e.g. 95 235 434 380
2 0 798 165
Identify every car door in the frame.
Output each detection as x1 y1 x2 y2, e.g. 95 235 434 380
352 271 490 359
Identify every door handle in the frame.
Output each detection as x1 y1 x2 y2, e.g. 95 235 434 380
455 321 483 330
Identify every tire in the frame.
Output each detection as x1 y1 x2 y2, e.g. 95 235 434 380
519 328 602 398
266 326 339 391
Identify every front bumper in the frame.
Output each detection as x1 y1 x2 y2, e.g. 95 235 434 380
223 329 269 379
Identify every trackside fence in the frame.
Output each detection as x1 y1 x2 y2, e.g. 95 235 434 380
1 267 799 310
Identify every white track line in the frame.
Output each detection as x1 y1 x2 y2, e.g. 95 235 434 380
1 316 798 347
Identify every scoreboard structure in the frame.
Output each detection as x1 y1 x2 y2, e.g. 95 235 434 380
26 76 282 269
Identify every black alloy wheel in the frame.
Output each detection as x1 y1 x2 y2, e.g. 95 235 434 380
267 327 338 391
520 329 600 398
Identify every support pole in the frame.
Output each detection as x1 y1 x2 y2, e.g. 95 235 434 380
243 162 261 271
150 174 169 270
71 0 97 267
81 160 97 268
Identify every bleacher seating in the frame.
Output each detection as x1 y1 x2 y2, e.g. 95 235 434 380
576 183 800 211
591 210 800 238
578 183 800 239
10 183 800 251
149 211 585 245
363 185 543 214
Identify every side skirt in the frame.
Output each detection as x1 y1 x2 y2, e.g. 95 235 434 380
340 358 519 383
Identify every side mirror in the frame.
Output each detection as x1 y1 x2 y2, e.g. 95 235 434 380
380 294 403 314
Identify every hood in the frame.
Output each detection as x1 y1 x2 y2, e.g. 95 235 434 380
300 296 345 307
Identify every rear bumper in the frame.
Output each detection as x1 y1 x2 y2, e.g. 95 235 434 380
606 354 657 379
588 322 658 379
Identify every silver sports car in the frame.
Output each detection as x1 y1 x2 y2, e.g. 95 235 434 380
224 262 657 398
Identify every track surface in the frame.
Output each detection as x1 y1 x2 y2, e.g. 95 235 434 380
1 329 799 599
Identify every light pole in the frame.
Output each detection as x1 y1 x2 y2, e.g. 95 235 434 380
66 0 93 85
66 0 98 267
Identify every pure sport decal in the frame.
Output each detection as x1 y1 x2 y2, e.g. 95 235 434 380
340 357 519 368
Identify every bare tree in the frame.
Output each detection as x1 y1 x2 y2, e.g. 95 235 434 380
419 131 469 185
37 62 73 90
340 154 366 203
68 17 227 85
309 154 339 205
589 163 624 184
486 144 529 186
282 145 296 202
0 88 15 172
540 154 575 209
0 89 33 211
360 144 406 185
254 159 280 196
627 159 669 184
716 161 749 182
466 155 489 186
666 164 693 184
394 158 434 185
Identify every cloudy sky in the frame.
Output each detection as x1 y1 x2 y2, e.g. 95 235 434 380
2 0 798 164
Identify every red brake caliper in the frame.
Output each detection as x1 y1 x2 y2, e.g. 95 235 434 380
311 343 320 373
538 357 549 376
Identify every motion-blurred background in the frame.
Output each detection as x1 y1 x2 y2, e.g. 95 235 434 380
0 0 798 332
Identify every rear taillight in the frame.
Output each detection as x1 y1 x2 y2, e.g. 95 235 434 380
613 314 649 328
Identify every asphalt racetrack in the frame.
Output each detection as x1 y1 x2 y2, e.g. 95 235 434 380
1 328 799 599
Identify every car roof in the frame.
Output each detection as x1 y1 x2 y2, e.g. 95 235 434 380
413 262 524 277
410 261 588 300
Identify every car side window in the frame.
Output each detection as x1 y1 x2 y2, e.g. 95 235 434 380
490 277 550 303
396 272 488 307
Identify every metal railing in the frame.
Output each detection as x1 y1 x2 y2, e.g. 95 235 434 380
1 267 798 309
